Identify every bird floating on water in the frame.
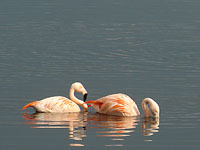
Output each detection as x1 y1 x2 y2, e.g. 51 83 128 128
85 93 159 117
22 82 88 113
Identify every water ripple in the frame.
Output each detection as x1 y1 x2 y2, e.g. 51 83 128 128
22 112 160 147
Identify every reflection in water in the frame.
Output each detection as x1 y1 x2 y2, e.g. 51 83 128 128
142 117 159 136
141 117 159 142
87 114 139 147
23 112 87 141
69 144 84 147
87 113 139 140
22 113 160 147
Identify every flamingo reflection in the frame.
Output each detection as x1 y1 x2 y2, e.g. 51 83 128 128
87 113 139 140
22 112 160 147
23 112 87 141
141 117 160 137
87 113 159 140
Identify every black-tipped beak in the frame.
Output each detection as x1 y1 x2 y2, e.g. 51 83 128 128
83 93 88 102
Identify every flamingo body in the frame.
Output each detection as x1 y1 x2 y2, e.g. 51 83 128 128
22 82 88 113
22 96 81 113
86 93 140 116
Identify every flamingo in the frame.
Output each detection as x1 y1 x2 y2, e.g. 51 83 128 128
85 94 159 117
22 82 88 113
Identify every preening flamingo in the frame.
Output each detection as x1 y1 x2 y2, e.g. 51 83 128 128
85 93 140 116
85 94 159 117
22 82 88 113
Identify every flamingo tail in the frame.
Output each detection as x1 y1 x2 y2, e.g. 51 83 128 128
22 101 38 110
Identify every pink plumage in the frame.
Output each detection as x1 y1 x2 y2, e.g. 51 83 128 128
22 82 88 113
86 93 140 116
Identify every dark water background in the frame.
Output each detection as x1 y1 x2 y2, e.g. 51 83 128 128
0 0 200 149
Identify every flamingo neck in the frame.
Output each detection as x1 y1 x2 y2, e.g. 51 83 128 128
142 101 152 117
142 98 159 118
69 88 88 111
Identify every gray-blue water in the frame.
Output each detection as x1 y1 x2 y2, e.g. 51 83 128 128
1 0 200 149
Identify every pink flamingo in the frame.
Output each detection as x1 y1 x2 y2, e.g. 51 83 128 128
22 82 88 113
85 94 159 117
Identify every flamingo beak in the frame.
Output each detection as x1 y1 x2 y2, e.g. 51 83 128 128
83 93 88 102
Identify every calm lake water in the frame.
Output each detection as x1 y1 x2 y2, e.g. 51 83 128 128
1 0 200 149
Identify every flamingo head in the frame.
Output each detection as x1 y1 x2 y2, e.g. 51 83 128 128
142 98 160 118
71 82 88 102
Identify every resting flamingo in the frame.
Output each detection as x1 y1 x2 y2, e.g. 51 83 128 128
85 94 159 117
22 82 88 113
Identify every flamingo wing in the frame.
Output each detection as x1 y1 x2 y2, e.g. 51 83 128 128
23 96 81 113
86 94 140 116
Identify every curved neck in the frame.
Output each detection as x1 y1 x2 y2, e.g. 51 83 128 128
69 88 84 105
142 101 152 117
69 88 88 111
142 98 159 118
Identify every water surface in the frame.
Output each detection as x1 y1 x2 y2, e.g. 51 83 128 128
0 0 200 149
